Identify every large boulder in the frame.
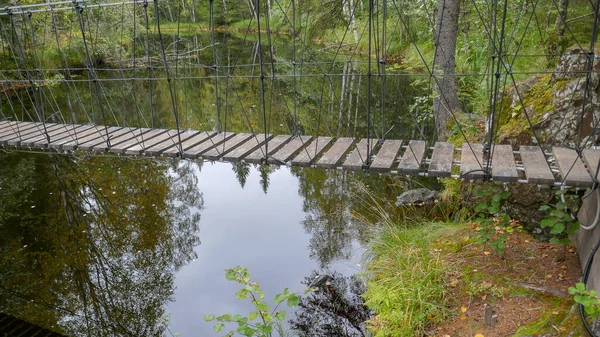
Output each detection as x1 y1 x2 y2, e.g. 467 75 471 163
495 49 600 147
396 188 439 206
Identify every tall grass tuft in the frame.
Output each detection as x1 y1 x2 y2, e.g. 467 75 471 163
362 220 454 337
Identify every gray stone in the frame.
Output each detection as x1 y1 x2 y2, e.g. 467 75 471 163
396 188 439 206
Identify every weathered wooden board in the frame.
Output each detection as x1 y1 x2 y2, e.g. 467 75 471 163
5 123 64 146
222 134 272 162
428 142 454 177
20 124 79 147
144 130 205 156
291 137 333 167
62 127 122 150
460 143 485 179
0 121 39 137
244 135 292 164
342 138 378 171
369 140 402 172
2 123 60 143
23 124 88 147
583 148 600 180
93 128 154 153
491 145 519 182
553 147 593 187
201 133 254 160
397 140 427 175
48 126 110 149
78 128 136 151
315 137 354 169
267 136 312 165
0 122 40 141
162 131 223 157
520 146 555 185
108 129 168 154
124 129 180 155
31 125 94 148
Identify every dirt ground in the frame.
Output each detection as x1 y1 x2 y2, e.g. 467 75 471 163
432 223 586 337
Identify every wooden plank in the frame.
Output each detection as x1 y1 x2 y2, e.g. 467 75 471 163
397 140 427 175
77 128 136 151
48 126 107 149
163 132 229 157
5 123 64 146
553 147 593 187
267 136 312 165
1 123 57 142
124 129 184 155
315 137 354 169
20 124 80 147
108 129 168 154
31 125 94 148
491 145 519 182
369 139 403 172
221 134 272 162
583 148 600 180
342 138 378 171
145 130 207 156
0 121 41 136
428 142 454 177
92 128 153 153
244 135 292 164
520 146 555 185
62 127 122 150
290 137 333 167
460 143 485 179
201 133 254 160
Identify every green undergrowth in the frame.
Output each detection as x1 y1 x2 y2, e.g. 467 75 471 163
362 221 459 337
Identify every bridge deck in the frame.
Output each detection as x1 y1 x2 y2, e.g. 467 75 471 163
1 121 599 188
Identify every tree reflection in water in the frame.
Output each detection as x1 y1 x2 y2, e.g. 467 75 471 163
0 153 203 336
290 270 373 337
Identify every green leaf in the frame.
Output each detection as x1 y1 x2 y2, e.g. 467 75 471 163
274 293 285 304
256 302 270 312
500 191 510 199
225 269 236 281
287 294 300 307
216 314 233 322
550 222 565 234
492 194 502 202
248 311 258 321
577 283 587 292
540 218 556 228
204 315 215 322
233 314 243 321
214 323 225 333
237 325 256 337
275 310 287 321
539 205 551 211
236 289 249 300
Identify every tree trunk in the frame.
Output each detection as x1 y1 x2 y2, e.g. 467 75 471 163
433 0 461 140
555 0 569 54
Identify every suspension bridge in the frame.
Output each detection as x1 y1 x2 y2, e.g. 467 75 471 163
0 0 599 188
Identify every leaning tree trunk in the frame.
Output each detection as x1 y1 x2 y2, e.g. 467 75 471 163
433 0 461 140
555 0 569 54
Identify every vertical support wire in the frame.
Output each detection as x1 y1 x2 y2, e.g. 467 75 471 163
209 0 221 132
366 0 374 168
256 0 269 158
75 3 111 148
153 0 184 153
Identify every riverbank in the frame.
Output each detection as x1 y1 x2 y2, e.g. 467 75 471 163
362 217 585 336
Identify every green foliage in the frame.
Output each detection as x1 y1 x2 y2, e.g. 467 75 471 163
538 190 580 245
204 266 304 337
363 222 453 337
473 184 511 254
569 282 600 319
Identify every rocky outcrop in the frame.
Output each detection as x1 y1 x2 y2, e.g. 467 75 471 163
396 188 439 206
496 49 600 147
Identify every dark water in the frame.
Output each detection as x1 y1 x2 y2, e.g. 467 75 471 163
0 151 423 336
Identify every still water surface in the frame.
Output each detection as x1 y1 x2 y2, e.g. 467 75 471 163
0 152 409 336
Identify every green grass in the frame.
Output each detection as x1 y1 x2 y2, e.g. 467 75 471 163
362 221 458 337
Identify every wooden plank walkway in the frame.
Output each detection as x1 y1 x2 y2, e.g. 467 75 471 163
3 121 600 187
